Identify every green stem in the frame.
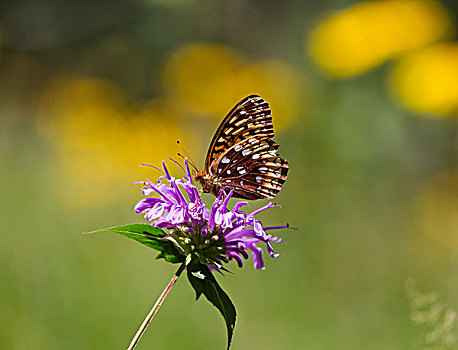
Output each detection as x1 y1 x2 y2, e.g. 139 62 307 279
126 259 188 350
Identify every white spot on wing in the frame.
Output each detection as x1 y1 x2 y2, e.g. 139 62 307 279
242 149 252 156
259 167 268 173
222 156 230 164
234 145 243 152
248 138 257 144
237 166 246 175
240 180 244 187
256 176 262 183
227 170 231 175
252 154 260 159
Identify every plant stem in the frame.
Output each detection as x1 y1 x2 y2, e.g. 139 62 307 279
127 261 187 350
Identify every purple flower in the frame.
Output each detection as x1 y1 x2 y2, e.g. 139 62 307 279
134 159 288 270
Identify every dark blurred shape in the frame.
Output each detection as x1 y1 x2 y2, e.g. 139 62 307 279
0 0 141 50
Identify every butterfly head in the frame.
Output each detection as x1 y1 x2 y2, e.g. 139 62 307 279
193 170 201 182
193 170 214 195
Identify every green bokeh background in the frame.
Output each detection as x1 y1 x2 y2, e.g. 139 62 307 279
1 1 457 349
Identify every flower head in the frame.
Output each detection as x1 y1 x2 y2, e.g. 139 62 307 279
134 159 288 270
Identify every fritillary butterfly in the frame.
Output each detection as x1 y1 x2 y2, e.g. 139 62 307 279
194 95 289 200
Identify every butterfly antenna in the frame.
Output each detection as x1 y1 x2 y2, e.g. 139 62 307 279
177 152 196 170
177 140 198 171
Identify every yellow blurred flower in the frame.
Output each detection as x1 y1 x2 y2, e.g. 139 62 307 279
163 42 304 130
389 43 458 117
37 75 195 209
308 0 453 78
163 43 244 116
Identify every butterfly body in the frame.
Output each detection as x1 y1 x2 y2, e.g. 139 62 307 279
195 95 288 200
194 170 219 196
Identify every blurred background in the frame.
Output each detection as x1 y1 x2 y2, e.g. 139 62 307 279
0 0 457 349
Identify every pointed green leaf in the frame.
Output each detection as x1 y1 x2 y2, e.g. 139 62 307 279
156 251 185 264
86 224 185 263
187 261 237 350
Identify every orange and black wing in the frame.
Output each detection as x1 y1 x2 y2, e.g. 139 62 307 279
210 137 289 200
205 95 274 169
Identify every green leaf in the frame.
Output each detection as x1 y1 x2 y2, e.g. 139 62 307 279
187 261 237 350
85 224 185 263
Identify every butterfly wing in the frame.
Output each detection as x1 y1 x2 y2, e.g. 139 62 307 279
205 95 274 169
211 137 289 199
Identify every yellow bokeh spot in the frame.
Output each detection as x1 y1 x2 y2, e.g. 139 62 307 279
163 42 304 130
308 0 453 78
390 43 458 117
163 43 245 116
37 75 196 208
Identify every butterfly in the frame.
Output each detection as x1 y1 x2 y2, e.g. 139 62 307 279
193 95 288 200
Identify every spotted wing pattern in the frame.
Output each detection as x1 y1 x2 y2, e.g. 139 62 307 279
210 136 288 199
205 95 274 169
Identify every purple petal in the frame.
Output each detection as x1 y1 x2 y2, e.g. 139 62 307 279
264 225 291 230
246 242 265 270
247 203 279 221
170 179 188 206
253 220 265 236
145 202 167 221
134 197 162 213
265 241 280 258
166 205 186 224
145 180 174 204
226 251 244 267
162 160 171 180
142 187 155 196
140 163 165 175
184 158 193 179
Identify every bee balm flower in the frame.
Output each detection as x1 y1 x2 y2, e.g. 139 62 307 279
134 159 288 270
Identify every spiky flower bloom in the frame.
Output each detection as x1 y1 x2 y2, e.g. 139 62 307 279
134 159 287 270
